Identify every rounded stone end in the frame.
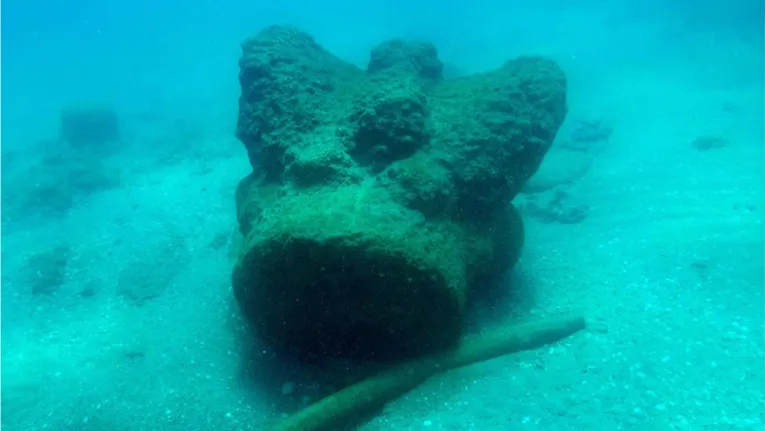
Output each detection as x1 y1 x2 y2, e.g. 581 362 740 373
233 233 464 361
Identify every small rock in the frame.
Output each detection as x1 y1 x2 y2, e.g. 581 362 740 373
558 117 613 153
691 135 729 151
282 382 295 396
78 280 100 298
524 149 593 193
26 245 71 295
589 322 609 334
521 192 589 225
123 350 145 362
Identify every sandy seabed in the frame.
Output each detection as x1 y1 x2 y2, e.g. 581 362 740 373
2 26 763 431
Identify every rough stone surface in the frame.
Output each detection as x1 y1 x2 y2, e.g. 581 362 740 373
232 25 567 362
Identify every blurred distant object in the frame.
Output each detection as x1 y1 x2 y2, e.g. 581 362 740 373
519 189 589 225
60 103 120 151
523 148 593 193
520 145 593 224
558 116 613 153
1 139 122 228
1 103 124 227
691 135 729 151
116 228 189 305
25 245 71 295
442 62 466 80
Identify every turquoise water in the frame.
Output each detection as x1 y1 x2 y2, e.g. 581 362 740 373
2 1 764 430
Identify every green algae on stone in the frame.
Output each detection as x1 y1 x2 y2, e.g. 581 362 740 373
231 25 567 362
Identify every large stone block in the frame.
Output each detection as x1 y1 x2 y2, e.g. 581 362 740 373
232 25 567 362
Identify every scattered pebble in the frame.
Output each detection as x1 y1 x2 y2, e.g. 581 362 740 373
691 135 729 151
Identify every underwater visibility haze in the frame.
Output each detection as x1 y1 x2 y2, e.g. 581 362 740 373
1 0 764 430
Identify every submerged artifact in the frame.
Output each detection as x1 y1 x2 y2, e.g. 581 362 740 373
231 25 568 362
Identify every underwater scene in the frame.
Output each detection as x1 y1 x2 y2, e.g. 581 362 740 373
1 0 764 430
